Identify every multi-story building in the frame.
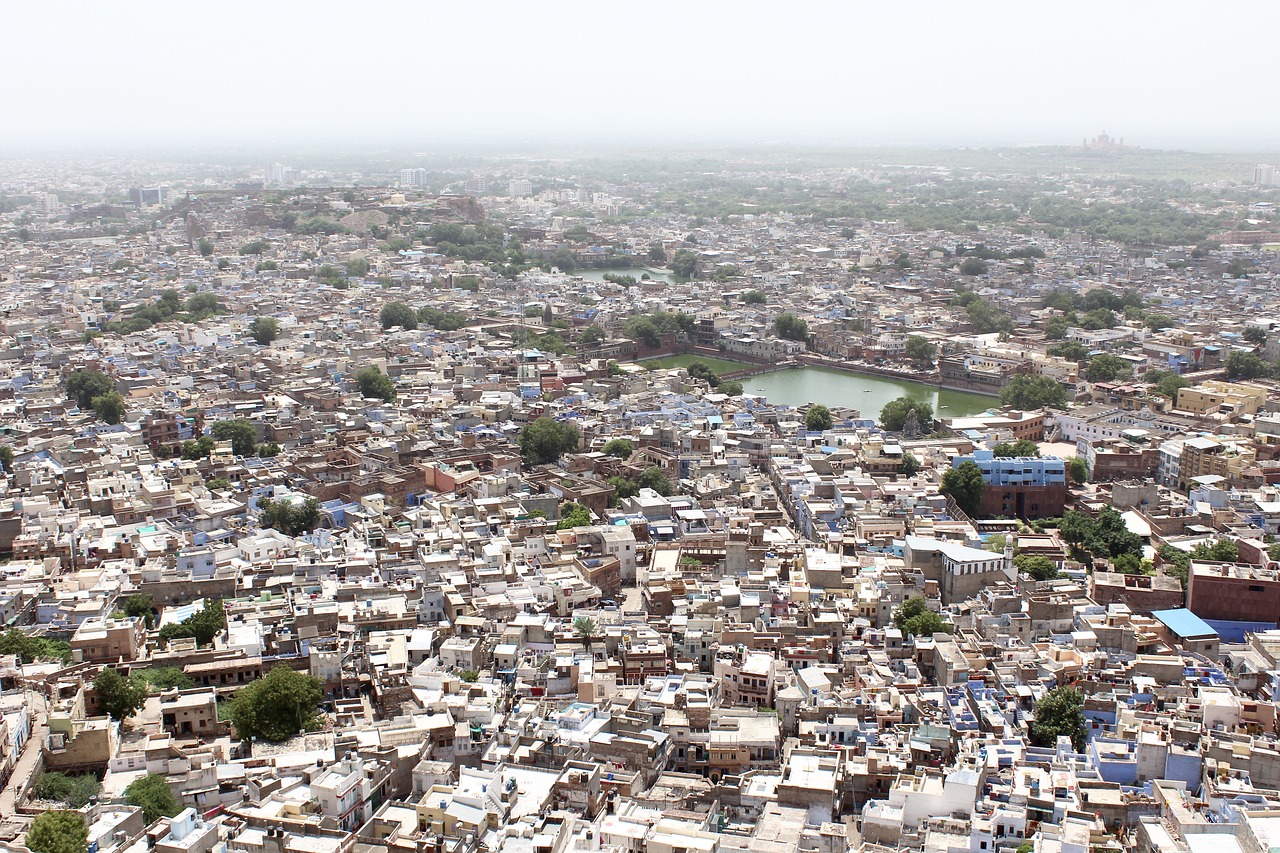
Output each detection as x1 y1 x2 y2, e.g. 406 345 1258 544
951 450 1067 519
1187 562 1280 625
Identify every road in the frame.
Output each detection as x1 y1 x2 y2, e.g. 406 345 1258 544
0 690 47 816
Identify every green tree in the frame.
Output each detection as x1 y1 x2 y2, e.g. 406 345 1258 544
185 293 221 316
1226 351 1272 380
718 380 744 397
124 773 183 824
157 598 225 647
880 397 934 432
742 289 767 304
249 316 279 345
132 667 193 691
380 301 418 331
637 466 675 496
1030 686 1086 750
601 438 634 459
1048 340 1090 362
0 445 13 472
25 810 88 853
1191 538 1239 563
197 238 214 256
774 312 809 342
572 616 599 649
122 594 155 628
258 497 322 537
904 335 937 366
33 773 101 809
556 501 593 530
0 629 71 664
1158 544 1192 588
1014 554 1061 582
941 461 986 517
670 249 698 278
999 375 1068 409
93 666 147 722
66 369 113 409
804 404 834 432
991 439 1039 458
181 436 216 460
580 326 605 345
1085 354 1132 383
899 453 920 477
229 664 323 742
1080 308 1118 330
90 391 126 425
893 597 952 638
356 366 396 402
346 257 370 277
1067 456 1088 485
686 361 722 387
519 417 580 465
211 419 257 456
1244 326 1268 345
1145 370 1189 400
959 257 988 276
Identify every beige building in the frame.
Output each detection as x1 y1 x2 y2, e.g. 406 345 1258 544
1175 380 1267 417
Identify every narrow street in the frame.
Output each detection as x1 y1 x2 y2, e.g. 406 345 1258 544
0 690 47 817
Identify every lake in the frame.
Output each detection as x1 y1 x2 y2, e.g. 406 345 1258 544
575 268 676 284
749 365 994 421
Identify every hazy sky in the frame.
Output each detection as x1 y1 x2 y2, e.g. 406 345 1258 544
4 1 1277 152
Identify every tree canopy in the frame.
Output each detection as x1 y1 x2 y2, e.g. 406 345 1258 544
66 369 113 409
1014 554 1061 582
519 418 580 465
91 391 126 425
379 301 418 331
893 597 952 638
229 664 323 743
93 666 147 722
556 502 594 530
904 335 937 365
601 438 634 459
125 773 183 824
1059 507 1143 565
33 773 101 809
356 366 396 402
157 598 225 647
880 397 934 432
999 375 1068 410
1030 686 1086 750
670 249 698 278
1085 353 1132 383
25 811 88 853
992 439 1039 458
941 461 986 517
804 404 834 432
774 312 809 342
258 496 322 537
1146 369 1190 399
250 316 280 345
211 419 257 456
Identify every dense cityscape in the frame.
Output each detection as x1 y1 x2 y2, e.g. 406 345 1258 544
1 137 1280 853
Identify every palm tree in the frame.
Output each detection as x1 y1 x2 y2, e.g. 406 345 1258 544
572 617 598 650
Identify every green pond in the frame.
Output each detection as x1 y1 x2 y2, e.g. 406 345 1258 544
750 365 994 420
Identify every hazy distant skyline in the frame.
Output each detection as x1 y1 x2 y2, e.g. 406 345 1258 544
5 1 1279 153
